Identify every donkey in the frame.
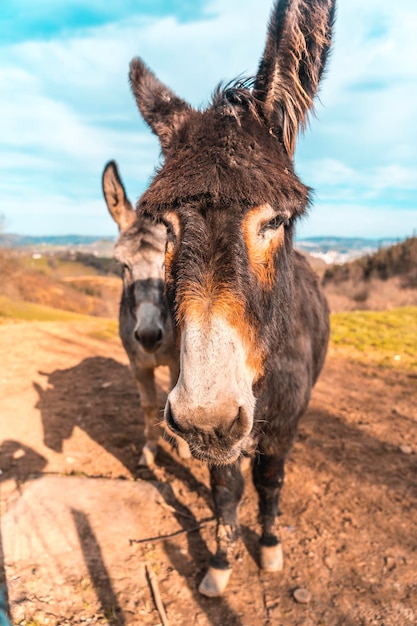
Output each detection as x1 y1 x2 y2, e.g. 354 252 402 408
129 0 334 596
102 161 189 466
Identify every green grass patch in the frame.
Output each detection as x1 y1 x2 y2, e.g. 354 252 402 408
0 296 90 323
331 306 417 372
54 260 101 277
0 295 120 342
19 253 50 273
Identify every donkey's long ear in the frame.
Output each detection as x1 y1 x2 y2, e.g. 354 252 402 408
254 0 336 157
102 161 136 232
130 58 192 154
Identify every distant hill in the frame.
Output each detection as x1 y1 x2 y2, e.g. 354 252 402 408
1 233 401 258
0 233 115 247
0 233 116 258
0 248 121 318
323 237 417 287
322 237 417 311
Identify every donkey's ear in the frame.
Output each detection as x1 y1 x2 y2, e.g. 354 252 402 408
129 58 192 154
254 0 336 157
102 161 136 232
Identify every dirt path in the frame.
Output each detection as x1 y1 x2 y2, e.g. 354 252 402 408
1 321 416 625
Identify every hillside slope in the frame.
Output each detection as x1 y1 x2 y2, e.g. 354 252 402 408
0 249 121 318
322 237 417 311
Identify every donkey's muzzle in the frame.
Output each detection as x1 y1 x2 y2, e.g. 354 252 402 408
134 325 163 352
165 401 250 465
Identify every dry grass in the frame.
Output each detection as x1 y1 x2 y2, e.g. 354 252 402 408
0 295 89 323
0 296 119 342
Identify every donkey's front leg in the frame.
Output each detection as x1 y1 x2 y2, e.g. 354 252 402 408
135 367 160 466
199 461 244 597
252 454 285 572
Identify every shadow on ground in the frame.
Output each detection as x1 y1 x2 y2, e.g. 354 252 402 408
0 440 47 623
34 357 146 475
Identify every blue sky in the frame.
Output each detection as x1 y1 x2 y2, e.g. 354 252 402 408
1 0 416 239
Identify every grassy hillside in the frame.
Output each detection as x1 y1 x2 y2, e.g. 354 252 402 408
0 295 90 323
0 249 121 318
322 237 417 312
0 295 119 342
323 237 417 287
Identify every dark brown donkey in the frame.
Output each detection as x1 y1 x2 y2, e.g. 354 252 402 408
102 161 189 466
129 0 334 596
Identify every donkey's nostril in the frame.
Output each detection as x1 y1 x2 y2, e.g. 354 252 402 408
229 407 248 438
165 402 184 434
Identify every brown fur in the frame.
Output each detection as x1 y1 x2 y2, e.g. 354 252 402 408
254 0 335 155
176 278 265 380
242 205 286 288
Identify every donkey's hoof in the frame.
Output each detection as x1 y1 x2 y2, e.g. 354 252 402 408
198 566 232 597
138 443 157 467
176 437 192 459
260 543 283 572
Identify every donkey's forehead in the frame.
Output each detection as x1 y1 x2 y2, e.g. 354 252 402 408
114 219 165 258
138 108 309 218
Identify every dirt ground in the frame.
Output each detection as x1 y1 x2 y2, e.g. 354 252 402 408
0 320 416 626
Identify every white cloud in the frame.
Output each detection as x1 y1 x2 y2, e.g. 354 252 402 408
2 190 117 236
297 203 417 240
300 159 417 196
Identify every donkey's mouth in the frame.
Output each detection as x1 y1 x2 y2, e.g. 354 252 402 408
167 426 243 465
140 341 162 354
164 402 251 465
187 442 242 466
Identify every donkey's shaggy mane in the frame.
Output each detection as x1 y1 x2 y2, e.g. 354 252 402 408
211 77 261 122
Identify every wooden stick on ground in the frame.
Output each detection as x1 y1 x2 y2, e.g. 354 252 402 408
129 516 215 546
145 564 170 626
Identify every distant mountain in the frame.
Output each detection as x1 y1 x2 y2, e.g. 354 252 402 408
0 233 115 248
0 233 116 258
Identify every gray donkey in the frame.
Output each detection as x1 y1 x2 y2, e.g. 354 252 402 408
102 161 189 466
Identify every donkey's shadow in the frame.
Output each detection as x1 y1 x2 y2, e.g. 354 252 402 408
34 357 246 624
34 356 155 475
34 356 212 501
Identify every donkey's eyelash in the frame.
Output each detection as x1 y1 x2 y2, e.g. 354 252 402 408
260 215 289 232
165 224 177 242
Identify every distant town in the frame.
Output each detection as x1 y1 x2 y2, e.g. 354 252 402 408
0 233 402 265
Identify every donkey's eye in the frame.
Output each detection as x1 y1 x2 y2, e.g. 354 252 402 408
165 222 177 243
263 215 287 231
